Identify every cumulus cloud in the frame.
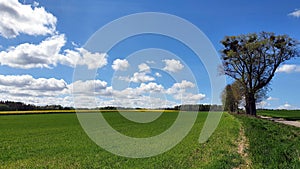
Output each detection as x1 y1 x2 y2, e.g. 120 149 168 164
112 59 129 71
276 64 300 73
0 75 206 108
0 0 57 38
69 80 108 95
166 80 195 94
164 80 205 103
0 34 65 68
0 34 107 69
138 63 150 72
288 9 300 18
130 72 155 83
62 48 108 69
138 82 164 93
118 71 155 83
163 59 184 73
0 74 67 97
177 93 206 104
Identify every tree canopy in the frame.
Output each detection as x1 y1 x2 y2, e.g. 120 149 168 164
221 32 299 115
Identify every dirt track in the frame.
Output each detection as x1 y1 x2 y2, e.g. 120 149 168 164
259 116 300 128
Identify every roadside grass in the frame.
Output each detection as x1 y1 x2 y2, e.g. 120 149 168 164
258 109 300 120
234 114 300 169
0 111 243 168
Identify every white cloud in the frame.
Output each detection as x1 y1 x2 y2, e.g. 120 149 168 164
166 80 195 94
288 9 300 18
267 97 279 101
138 82 164 93
0 34 107 69
163 59 184 73
130 72 155 83
0 75 206 108
62 48 108 69
164 80 205 103
33 1 39 7
256 101 270 109
155 72 162 77
277 103 297 110
138 63 150 72
0 0 57 38
276 64 300 73
0 74 67 97
69 80 108 95
112 59 129 71
177 93 206 104
0 34 65 69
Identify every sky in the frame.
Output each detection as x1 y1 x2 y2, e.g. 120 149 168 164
0 0 300 109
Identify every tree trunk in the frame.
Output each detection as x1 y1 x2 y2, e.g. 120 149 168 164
245 93 257 116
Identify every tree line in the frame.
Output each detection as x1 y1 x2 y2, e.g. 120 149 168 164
0 101 74 111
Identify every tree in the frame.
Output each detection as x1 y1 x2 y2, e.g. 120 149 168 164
222 81 242 113
220 32 299 116
222 80 268 113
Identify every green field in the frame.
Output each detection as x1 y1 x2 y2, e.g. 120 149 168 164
235 115 300 168
258 110 300 120
1 111 299 168
0 111 243 168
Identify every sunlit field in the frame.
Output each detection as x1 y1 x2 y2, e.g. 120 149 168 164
0 111 243 168
1 110 299 168
258 109 300 120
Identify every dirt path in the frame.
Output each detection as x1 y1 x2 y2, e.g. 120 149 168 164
258 116 300 128
234 124 252 169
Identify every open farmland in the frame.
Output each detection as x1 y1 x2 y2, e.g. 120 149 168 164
0 111 244 168
258 110 300 120
1 110 299 168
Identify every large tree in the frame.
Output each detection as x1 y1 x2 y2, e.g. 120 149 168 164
220 32 299 116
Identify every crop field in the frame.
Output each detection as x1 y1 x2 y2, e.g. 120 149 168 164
1 110 299 168
0 111 243 168
258 110 300 120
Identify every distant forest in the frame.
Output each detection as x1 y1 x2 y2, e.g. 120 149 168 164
0 101 74 111
0 100 223 111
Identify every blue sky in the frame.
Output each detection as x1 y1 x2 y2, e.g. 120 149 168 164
0 0 299 109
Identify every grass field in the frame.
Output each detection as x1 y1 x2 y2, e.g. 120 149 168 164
0 111 243 168
235 114 300 168
258 110 300 120
1 110 299 168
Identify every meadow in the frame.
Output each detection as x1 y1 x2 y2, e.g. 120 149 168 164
235 114 300 168
0 111 243 168
258 110 300 120
0 111 299 168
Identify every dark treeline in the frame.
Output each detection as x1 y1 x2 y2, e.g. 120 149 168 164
98 104 223 111
0 100 223 112
173 104 223 111
0 101 74 111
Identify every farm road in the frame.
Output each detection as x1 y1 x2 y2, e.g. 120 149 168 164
259 116 300 128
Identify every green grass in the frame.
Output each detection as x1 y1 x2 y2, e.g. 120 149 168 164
235 114 300 169
0 111 243 168
258 110 300 120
